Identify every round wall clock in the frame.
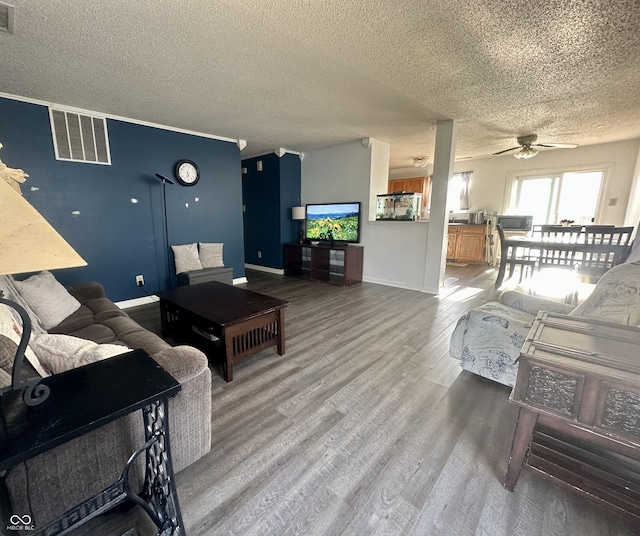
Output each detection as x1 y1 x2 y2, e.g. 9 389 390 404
174 160 200 186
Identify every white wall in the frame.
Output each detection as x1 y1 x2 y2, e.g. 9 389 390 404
454 139 640 225
624 147 640 237
302 138 640 293
302 140 429 290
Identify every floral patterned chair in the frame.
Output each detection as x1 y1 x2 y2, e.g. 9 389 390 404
449 261 640 387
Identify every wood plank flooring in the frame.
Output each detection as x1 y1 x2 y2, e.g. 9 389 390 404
47 266 640 534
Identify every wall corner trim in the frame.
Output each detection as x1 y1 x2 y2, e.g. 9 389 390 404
237 139 247 150
361 137 372 148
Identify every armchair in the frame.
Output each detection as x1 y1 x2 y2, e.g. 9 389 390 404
450 261 640 387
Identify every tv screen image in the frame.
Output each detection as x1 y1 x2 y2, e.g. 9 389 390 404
305 202 361 243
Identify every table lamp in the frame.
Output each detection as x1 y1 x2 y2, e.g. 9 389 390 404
292 206 305 244
0 177 87 405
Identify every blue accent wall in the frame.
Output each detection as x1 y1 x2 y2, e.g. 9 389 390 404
241 153 301 269
0 96 244 301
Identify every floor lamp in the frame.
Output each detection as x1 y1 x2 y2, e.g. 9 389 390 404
154 174 174 290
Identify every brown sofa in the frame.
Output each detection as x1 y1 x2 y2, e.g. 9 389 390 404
2 281 212 526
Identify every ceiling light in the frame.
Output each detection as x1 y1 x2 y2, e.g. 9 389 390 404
413 157 428 167
513 146 538 160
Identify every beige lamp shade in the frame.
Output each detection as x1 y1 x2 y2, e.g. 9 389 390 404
292 206 305 220
0 178 87 276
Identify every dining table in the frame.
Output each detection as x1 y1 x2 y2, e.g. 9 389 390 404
495 233 631 288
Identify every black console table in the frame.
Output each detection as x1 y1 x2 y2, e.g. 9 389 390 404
0 350 184 535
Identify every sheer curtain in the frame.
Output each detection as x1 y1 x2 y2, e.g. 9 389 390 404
459 171 471 211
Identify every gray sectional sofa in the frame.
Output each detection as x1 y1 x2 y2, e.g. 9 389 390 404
1 280 212 527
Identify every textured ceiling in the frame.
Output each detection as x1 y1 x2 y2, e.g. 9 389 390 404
1 1 640 168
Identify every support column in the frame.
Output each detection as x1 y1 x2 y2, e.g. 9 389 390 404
422 120 456 294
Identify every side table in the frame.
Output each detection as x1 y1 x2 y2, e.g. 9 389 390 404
505 312 640 520
0 349 184 535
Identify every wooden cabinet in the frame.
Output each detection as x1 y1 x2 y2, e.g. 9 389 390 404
447 225 486 263
505 312 640 518
284 243 363 287
388 177 430 213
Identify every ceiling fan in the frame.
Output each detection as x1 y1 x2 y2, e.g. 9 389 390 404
492 134 578 160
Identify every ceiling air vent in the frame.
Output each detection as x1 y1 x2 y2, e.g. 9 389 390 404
0 3 15 33
49 108 111 165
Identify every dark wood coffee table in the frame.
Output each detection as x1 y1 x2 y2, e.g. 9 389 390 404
157 282 288 381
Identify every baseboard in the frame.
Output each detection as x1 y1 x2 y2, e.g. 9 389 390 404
244 263 285 275
117 279 247 307
116 295 159 309
362 276 421 292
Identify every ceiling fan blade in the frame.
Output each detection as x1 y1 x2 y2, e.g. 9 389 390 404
491 146 520 156
533 143 578 149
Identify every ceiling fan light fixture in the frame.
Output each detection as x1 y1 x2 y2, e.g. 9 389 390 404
513 146 538 160
413 156 428 167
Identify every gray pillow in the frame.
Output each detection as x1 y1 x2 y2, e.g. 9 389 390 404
0 333 16 374
199 242 224 268
0 367 10 388
172 243 203 274
13 271 81 330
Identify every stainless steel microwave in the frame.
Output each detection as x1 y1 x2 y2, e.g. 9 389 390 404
496 215 533 232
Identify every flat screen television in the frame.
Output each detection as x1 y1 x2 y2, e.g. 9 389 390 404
305 202 361 244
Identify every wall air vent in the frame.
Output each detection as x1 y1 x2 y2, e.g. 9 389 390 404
0 3 15 34
49 108 111 165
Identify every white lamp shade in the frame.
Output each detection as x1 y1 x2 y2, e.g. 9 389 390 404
0 178 87 276
291 206 306 220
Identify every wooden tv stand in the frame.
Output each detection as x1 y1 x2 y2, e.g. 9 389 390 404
284 243 363 287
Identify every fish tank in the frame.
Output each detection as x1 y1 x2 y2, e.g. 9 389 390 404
376 193 422 221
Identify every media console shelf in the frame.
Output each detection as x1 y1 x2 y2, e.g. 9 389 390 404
284 243 363 286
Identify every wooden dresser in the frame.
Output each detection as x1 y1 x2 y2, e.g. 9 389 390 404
505 312 640 520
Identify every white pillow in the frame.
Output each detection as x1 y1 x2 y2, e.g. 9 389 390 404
171 243 203 274
30 334 131 375
0 303 49 377
199 242 224 268
13 271 81 330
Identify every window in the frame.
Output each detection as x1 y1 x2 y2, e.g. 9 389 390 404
507 170 604 225
447 172 471 212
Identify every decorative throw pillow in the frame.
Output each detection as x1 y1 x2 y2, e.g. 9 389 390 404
199 242 224 268
0 334 17 374
30 334 132 375
172 243 203 274
13 271 81 330
0 367 11 388
0 303 49 377
0 275 46 335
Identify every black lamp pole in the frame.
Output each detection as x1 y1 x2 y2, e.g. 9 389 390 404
154 174 174 290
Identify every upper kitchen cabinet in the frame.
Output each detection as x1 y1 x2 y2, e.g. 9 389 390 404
388 177 430 215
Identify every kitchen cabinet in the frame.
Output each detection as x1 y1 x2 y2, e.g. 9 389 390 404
388 177 430 213
447 225 486 263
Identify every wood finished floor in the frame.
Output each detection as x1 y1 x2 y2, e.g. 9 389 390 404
77 266 639 535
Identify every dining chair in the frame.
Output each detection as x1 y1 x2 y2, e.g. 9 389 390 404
496 224 537 283
578 225 634 281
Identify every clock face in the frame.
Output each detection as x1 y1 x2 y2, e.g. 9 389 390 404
174 160 200 186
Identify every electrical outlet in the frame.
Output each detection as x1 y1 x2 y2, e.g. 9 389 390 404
136 275 144 286
257 251 262 259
